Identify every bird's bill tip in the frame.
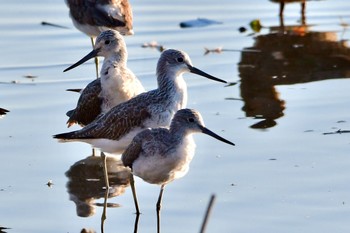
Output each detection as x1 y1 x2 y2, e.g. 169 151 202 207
188 65 227 84
200 126 235 146
63 49 99 72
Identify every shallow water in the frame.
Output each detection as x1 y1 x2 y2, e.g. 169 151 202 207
1 0 350 232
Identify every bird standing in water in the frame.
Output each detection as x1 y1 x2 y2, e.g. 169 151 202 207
121 108 235 231
65 0 133 78
64 30 144 128
54 49 228 154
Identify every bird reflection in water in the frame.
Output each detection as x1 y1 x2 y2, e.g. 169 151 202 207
270 0 306 20
65 155 131 218
238 14 350 129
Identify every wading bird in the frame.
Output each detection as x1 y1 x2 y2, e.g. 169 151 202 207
122 108 235 231
65 0 133 77
54 49 227 154
64 30 144 128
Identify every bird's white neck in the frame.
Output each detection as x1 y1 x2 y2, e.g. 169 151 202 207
157 72 188 110
99 57 140 113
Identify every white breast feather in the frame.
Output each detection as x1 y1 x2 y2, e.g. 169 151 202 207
133 135 196 185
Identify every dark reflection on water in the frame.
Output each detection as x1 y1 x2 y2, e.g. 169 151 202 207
270 0 306 21
238 16 350 129
65 155 131 217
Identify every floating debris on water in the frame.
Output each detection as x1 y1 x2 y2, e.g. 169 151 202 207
46 180 54 187
323 129 350 135
204 47 261 55
0 108 9 116
95 202 121 208
0 226 11 233
204 47 223 55
238 26 247 33
249 19 263 33
23 74 38 81
179 18 222 28
224 97 242 101
141 41 165 52
339 17 349 28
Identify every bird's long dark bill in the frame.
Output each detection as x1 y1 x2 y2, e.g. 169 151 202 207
63 49 99 72
188 65 227 84
200 126 235 146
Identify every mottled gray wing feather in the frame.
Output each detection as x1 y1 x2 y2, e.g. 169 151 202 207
121 131 146 168
122 128 174 168
66 78 102 127
66 0 93 25
70 91 154 140
67 0 124 27
93 4 126 27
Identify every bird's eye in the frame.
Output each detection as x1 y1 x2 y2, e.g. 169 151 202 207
188 118 195 123
105 40 111 45
176 57 184 63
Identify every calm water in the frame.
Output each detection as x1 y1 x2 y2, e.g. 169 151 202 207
1 0 350 232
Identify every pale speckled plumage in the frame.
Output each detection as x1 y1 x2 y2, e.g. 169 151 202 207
96 30 144 112
66 30 144 127
54 49 228 154
65 0 133 37
66 78 102 127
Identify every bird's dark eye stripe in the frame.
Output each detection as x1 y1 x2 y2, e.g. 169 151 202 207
105 40 110 44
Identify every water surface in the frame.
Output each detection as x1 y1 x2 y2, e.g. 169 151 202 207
1 0 350 232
